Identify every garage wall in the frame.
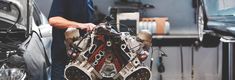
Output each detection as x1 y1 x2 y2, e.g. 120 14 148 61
35 0 222 80
94 0 197 34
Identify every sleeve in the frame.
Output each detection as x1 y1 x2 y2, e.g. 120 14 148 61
48 0 67 18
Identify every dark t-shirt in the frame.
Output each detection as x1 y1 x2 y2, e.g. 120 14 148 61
49 0 93 61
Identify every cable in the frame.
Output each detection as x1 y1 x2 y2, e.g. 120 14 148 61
150 46 154 71
191 44 194 80
157 47 166 80
6 2 21 33
75 30 92 47
30 31 51 66
4 2 22 42
180 44 184 80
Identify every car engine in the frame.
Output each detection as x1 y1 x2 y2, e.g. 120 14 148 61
0 7 27 80
64 23 152 80
0 19 27 80
0 41 27 80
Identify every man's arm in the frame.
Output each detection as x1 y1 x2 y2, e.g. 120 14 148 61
49 16 95 31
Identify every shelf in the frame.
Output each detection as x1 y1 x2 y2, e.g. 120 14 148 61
152 34 199 39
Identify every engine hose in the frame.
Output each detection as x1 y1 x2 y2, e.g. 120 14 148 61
3 1 22 42
75 31 92 47
7 2 21 32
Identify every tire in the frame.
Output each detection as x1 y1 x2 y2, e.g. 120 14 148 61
201 33 220 47
198 5 205 42
197 2 220 47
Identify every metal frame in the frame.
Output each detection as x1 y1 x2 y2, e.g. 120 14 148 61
220 36 235 80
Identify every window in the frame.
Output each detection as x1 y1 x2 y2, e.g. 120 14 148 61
33 6 41 26
204 0 235 16
218 0 235 10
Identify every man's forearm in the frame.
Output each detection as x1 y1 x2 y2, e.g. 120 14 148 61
48 16 81 29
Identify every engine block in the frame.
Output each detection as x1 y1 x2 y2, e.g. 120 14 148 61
64 23 152 80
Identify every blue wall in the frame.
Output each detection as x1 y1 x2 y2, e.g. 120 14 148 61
94 0 197 34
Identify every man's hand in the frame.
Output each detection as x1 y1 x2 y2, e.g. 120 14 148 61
49 16 96 31
76 23 96 32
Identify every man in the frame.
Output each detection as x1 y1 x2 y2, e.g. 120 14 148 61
48 0 95 80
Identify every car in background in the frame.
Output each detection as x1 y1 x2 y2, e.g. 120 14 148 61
204 0 235 36
0 0 52 80
196 0 235 47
